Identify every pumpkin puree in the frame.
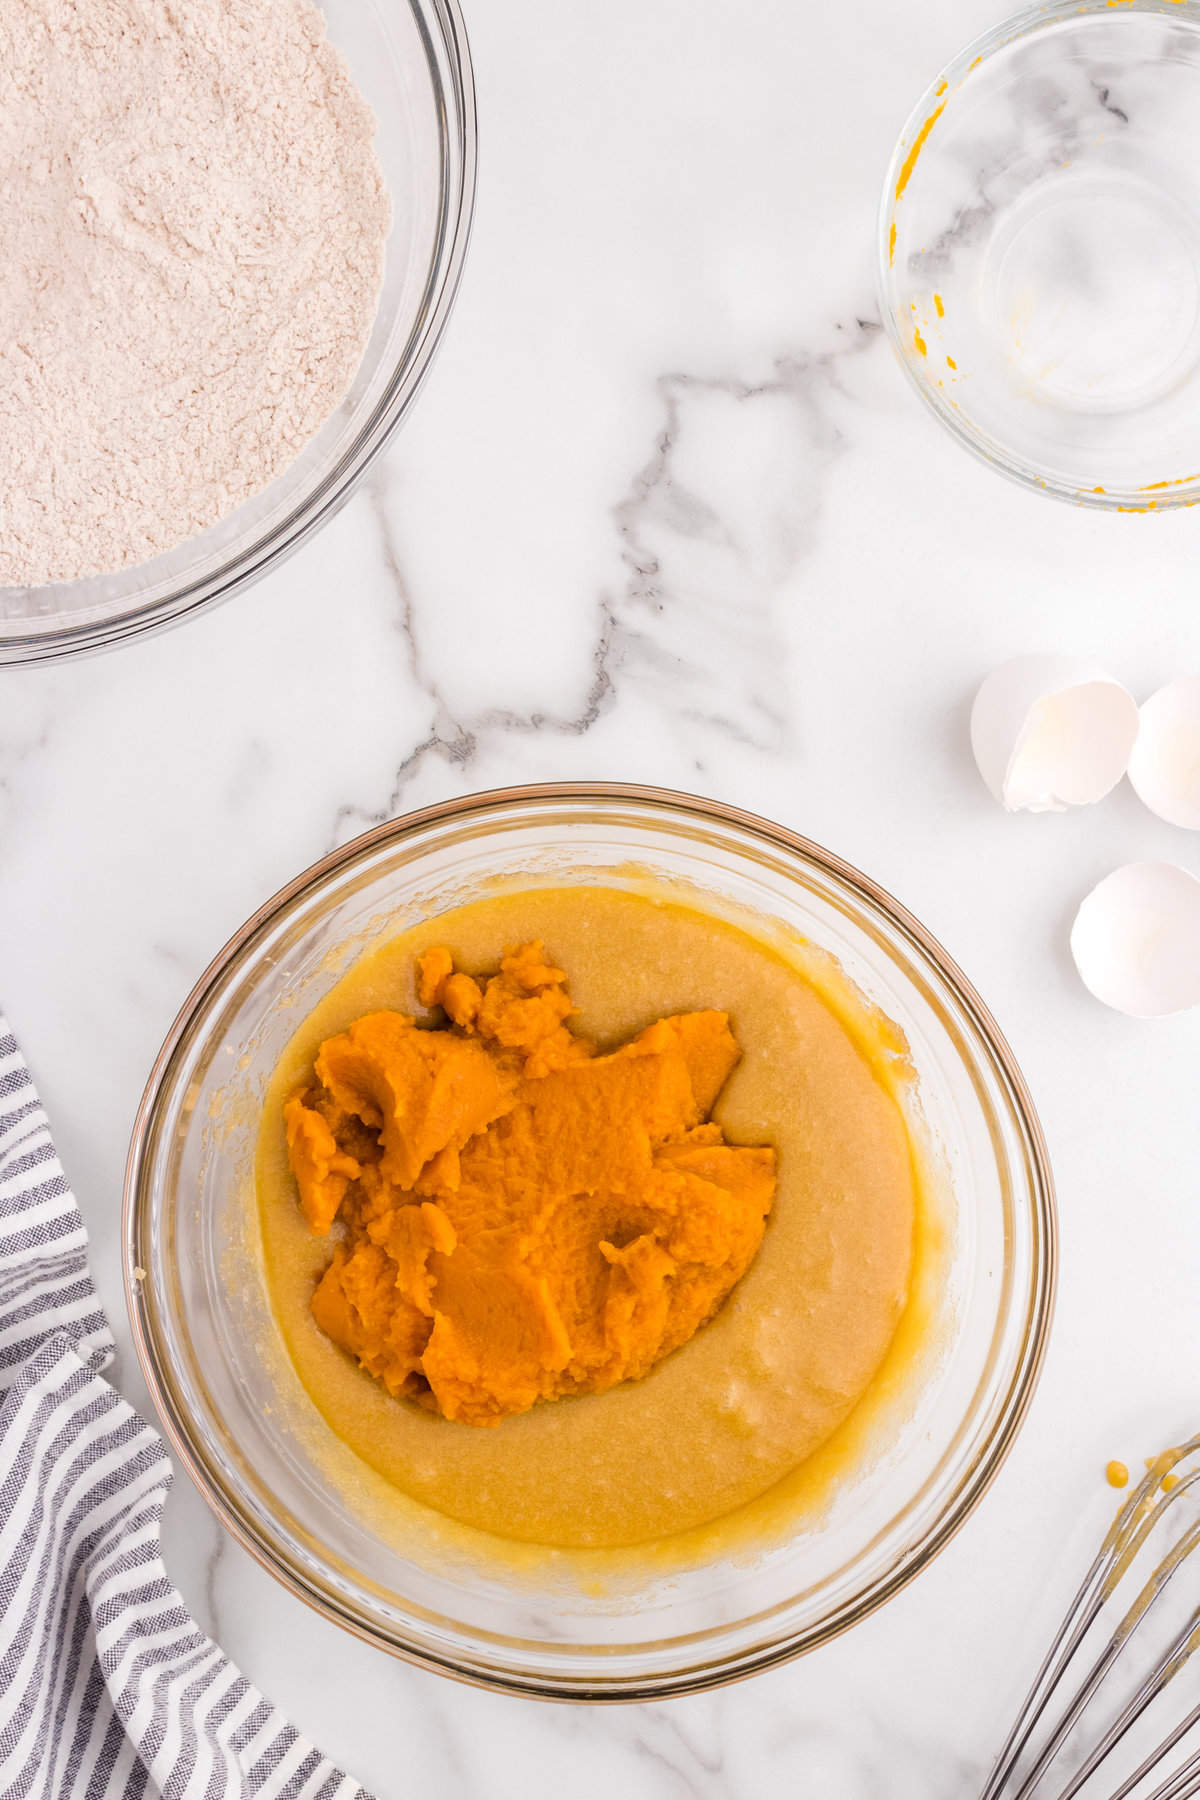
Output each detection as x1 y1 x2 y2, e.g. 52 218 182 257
284 941 776 1427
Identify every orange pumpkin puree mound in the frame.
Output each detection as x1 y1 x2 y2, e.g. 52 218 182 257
283 941 777 1428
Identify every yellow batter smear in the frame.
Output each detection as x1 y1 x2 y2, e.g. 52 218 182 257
893 101 946 204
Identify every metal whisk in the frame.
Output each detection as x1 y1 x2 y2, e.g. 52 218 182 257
982 1436 1200 1800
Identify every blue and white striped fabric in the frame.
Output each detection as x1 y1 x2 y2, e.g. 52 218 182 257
0 1016 370 1800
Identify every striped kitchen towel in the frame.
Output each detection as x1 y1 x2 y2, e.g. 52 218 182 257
0 1016 371 1800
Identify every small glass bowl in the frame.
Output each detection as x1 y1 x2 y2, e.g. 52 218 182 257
880 0 1200 510
124 785 1056 1700
0 0 475 664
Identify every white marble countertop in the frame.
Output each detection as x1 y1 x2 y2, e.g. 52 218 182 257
4 1 1200 1793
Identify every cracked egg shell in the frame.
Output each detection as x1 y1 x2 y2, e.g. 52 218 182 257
1127 677 1200 830
970 656 1139 813
1070 862 1200 1016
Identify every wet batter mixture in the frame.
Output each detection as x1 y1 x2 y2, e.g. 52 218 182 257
257 884 918 1549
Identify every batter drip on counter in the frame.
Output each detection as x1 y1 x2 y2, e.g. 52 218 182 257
284 942 776 1426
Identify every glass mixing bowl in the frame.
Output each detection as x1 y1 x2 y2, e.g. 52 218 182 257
880 0 1200 510
124 785 1056 1700
0 0 475 665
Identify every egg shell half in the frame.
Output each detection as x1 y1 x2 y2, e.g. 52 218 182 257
970 655 1139 813
1070 861 1200 1016
1128 677 1200 830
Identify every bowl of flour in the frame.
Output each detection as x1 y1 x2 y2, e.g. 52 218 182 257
0 0 475 662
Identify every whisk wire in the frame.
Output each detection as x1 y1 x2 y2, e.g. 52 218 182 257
1124 1723 1200 1800
1052 1605 1200 1800
1082 1696 1200 1800
981 1437 1200 1800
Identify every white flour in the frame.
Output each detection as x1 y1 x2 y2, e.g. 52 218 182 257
0 0 390 588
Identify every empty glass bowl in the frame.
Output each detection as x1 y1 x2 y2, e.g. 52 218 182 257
881 0 1200 509
124 785 1056 1698
0 0 475 664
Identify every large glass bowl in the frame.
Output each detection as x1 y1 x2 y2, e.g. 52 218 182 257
124 785 1056 1700
0 0 475 664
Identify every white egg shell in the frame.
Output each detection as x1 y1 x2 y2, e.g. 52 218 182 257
1127 677 1200 829
970 655 1139 812
1070 862 1200 1016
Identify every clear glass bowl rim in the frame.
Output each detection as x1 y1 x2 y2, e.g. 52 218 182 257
877 0 1200 513
123 781 1058 1700
1 0 477 666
